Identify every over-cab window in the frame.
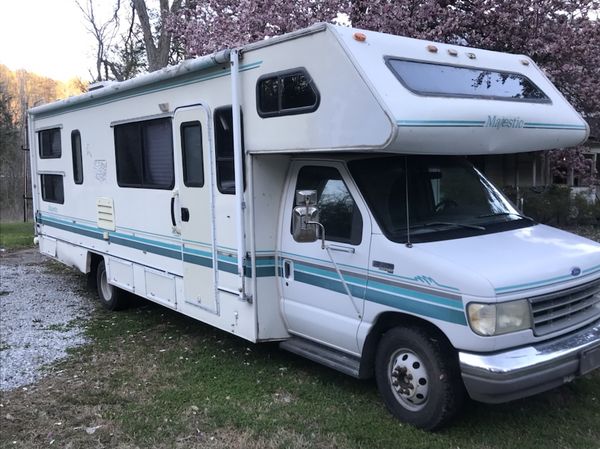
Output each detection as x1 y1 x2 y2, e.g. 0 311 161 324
294 166 362 245
40 174 64 204
114 117 174 189
39 128 62 159
71 130 83 184
257 68 320 117
386 58 550 102
214 106 244 194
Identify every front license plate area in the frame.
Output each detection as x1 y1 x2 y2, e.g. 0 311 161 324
580 345 600 375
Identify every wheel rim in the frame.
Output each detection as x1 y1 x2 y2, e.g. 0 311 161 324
388 348 430 411
99 268 113 302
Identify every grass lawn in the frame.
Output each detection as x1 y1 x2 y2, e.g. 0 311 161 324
0 221 34 250
0 224 598 448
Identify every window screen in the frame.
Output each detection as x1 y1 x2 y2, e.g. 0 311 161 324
386 58 549 102
294 166 362 245
181 121 204 187
114 117 174 189
257 68 320 117
214 106 244 194
41 174 64 204
39 128 62 158
71 130 83 184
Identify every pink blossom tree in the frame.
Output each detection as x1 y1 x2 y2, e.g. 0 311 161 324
170 0 599 184
167 0 347 58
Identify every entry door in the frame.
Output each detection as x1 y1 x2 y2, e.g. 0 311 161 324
279 162 370 354
173 105 217 312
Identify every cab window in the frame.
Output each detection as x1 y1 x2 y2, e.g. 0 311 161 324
294 166 362 245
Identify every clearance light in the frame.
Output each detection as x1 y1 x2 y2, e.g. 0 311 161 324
353 32 367 42
521 59 530 66
448 49 458 56
427 44 438 53
466 52 476 59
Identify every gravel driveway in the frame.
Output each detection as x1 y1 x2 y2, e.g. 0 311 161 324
0 249 96 391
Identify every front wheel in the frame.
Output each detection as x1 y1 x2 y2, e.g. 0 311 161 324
375 326 464 430
96 260 127 311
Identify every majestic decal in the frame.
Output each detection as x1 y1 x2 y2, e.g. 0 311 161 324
485 115 525 129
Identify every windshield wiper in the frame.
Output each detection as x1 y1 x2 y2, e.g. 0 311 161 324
418 221 486 231
477 212 533 220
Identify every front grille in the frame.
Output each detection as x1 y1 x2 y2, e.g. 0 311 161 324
529 278 600 336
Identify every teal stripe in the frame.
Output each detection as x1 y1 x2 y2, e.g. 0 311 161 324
295 271 367 299
38 214 275 278
295 262 368 288
367 288 467 325
35 61 262 120
524 122 586 129
368 279 462 310
293 270 466 325
495 267 600 294
397 119 485 128
396 119 585 131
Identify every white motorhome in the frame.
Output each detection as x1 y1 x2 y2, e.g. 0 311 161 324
28 24 600 429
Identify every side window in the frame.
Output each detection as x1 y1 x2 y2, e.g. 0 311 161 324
71 130 83 184
214 106 244 194
39 128 62 159
40 174 64 204
257 68 320 118
181 121 204 187
294 166 362 245
114 117 174 189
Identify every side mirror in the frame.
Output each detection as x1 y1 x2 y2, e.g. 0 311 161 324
292 190 319 243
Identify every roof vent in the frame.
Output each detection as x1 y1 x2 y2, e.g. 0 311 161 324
87 81 117 92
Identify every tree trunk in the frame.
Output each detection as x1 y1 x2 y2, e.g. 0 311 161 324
133 0 182 72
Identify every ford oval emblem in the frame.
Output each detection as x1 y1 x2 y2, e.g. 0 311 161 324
571 267 581 276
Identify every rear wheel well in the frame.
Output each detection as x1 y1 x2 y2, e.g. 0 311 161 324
359 312 456 379
86 252 104 289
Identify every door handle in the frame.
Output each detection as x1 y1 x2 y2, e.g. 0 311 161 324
283 259 293 279
327 244 355 254
181 207 190 222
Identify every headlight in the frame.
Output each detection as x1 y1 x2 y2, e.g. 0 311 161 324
467 299 532 336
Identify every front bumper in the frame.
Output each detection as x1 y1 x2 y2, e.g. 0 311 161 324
459 319 600 403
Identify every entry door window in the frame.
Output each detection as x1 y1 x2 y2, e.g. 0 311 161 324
294 166 362 245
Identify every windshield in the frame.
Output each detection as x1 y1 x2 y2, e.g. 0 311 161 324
348 155 535 243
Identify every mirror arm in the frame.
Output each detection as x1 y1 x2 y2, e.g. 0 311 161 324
307 221 325 249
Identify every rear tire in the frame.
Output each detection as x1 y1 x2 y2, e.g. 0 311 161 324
375 326 464 430
96 260 127 311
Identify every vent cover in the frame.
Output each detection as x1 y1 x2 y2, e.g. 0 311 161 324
97 197 116 231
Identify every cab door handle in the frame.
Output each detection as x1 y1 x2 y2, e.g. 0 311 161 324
283 259 293 279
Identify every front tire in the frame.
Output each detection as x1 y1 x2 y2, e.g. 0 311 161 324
96 260 127 311
375 326 464 430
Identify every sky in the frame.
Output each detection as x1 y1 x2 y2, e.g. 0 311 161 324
0 0 114 81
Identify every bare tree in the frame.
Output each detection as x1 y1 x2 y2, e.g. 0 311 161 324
77 0 123 81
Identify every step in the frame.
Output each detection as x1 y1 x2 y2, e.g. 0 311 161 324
280 337 361 378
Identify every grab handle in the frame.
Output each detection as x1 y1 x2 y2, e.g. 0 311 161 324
170 197 177 226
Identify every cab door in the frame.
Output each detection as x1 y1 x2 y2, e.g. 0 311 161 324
279 161 370 354
173 105 217 313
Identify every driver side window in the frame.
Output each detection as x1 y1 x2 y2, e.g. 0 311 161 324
294 166 362 245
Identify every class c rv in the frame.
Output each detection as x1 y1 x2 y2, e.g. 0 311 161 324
28 23 600 429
